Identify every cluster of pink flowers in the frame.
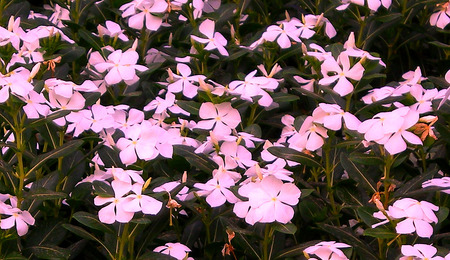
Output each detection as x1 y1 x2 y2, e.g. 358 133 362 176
0 0 448 258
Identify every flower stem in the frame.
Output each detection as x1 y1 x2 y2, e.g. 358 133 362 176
117 223 129 260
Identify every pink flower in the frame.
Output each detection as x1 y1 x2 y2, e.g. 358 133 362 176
401 244 445 260
120 0 168 31
422 177 450 194
304 241 351 260
0 208 35 236
196 102 241 137
373 198 439 238
168 63 206 98
233 176 301 225
97 21 129 41
94 49 147 85
191 19 229 56
312 103 361 131
287 116 328 152
154 242 192 260
194 177 239 207
430 2 450 29
319 52 364 96
122 183 163 215
94 180 134 224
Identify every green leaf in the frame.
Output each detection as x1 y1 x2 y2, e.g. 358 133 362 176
27 140 84 177
430 41 450 50
272 92 300 103
363 227 397 239
97 145 124 168
29 188 66 201
300 189 315 199
78 28 102 52
35 123 60 149
137 252 176 260
335 184 365 207
59 45 85 63
61 150 86 194
173 145 218 173
4 252 27 260
357 206 378 227
393 166 439 197
272 223 297 235
349 153 383 166
176 101 201 116
319 224 378 260
73 211 114 234
436 207 449 223
274 240 321 259
267 147 322 168
93 181 114 197
29 245 70 260
340 153 377 193
62 224 114 259
27 110 70 129
291 87 327 103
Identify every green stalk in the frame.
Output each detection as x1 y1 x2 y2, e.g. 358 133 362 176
383 154 394 208
117 223 129 260
262 224 270 260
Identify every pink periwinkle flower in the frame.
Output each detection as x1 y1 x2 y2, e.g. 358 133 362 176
94 180 134 224
358 107 422 154
0 207 35 236
194 177 239 207
304 241 351 260
154 242 193 260
400 244 445 260
93 49 147 86
312 103 361 131
423 177 450 194
120 0 168 31
191 19 229 56
373 198 439 238
337 0 391 12
196 102 241 137
319 52 365 97
287 116 328 152
430 1 450 29
233 175 301 225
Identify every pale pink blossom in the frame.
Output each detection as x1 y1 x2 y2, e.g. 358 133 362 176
154 242 192 260
196 102 241 137
337 0 391 12
120 0 168 31
430 1 450 29
400 244 445 260
233 176 301 225
319 52 365 96
94 49 147 85
287 116 328 152
0 208 35 236
97 21 129 41
191 19 229 56
194 177 239 207
312 103 361 131
304 241 351 260
94 180 134 224
123 183 163 215
423 177 450 194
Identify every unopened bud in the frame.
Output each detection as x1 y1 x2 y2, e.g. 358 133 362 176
285 10 291 21
182 171 187 183
143 177 152 191
28 63 41 81
7 16 15 32
315 13 324 27
131 39 138 51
